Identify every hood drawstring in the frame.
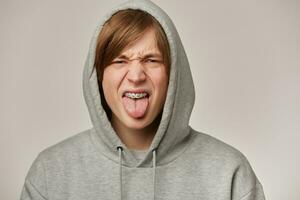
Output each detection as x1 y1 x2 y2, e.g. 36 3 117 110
152 148 157 200
117 146 123 200
117 146 157 200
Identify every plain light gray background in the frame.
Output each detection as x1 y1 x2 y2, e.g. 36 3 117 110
1 0 299 199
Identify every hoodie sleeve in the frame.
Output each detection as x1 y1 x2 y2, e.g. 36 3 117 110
20 153 48 200
238 182 265 200
231 154 266 200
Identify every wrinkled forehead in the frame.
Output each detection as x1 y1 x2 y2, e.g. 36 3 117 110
116 50 162 60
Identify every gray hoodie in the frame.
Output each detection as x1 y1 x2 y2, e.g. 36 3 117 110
20 0 266 200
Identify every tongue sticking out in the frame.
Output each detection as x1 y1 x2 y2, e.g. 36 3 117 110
122 96 149 118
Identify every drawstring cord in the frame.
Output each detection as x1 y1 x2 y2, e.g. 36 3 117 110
117 146 123 200
117 146 157 200
152 148 157 200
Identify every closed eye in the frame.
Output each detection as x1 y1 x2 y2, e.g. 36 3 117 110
113 60 127 64
145 59 159 63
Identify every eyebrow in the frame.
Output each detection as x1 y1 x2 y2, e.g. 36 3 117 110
116 53 162 60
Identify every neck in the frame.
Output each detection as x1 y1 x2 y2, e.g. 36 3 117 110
111 113 161 150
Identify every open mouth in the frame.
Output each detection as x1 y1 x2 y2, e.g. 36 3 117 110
121 91 151 119
122 92 150 99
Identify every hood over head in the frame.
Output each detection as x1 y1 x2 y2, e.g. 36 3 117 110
83 0 195 168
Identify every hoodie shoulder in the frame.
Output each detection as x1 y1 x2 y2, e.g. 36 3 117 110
190 128 250 165
21 129 97 199
24 129 95 186
37 129 94 162
189 128 265 200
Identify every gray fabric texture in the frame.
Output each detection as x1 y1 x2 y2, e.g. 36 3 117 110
20 0 266 199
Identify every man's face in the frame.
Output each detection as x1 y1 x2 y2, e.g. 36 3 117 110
102 28 169 130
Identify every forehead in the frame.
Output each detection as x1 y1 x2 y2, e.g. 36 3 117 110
118 28 162 58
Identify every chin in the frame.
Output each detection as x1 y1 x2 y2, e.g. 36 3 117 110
124 116 152 130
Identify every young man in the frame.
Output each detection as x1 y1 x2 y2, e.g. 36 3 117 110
21 1 265 200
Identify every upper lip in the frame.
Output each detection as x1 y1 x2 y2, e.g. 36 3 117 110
122 89 151 97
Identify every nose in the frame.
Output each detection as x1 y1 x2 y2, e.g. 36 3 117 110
126 60 146 83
